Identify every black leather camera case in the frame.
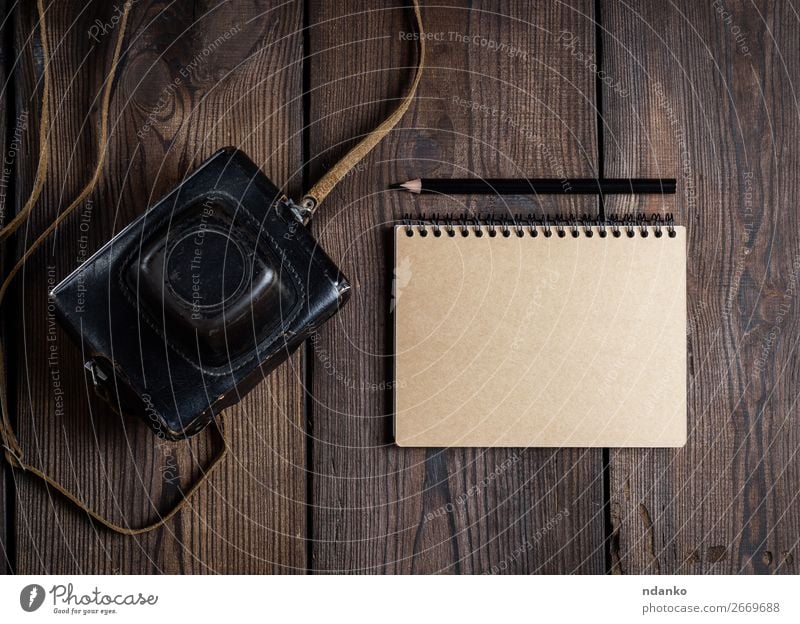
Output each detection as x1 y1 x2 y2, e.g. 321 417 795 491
50 148 350 439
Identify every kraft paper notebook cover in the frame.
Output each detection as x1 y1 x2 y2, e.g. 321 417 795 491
393 218 686 447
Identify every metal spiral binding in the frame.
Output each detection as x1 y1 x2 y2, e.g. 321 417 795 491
402 213 676 238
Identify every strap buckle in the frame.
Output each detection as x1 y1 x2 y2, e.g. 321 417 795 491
286 197 315 224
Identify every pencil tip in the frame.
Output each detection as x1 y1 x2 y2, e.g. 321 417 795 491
392 179 421 193
389 179 422 193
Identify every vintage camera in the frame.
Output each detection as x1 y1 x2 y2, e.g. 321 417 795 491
51 148 350 439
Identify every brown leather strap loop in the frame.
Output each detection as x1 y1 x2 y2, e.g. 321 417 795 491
1 420 228 536
0 0 228 537
0 0 424 535
300 0 425 219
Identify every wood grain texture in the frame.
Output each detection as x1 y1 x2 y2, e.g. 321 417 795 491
602 0 800 573
0 0 10 574
11 0 305 573
6 0 798 575
307 0 605 573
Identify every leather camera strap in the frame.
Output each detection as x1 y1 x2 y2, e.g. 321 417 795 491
0 0 424 534
299 0 426 219
0 0 221 537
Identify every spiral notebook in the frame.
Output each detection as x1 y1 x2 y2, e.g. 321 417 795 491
393 217 686 447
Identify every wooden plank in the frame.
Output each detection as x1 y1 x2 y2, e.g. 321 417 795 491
308 0 605 573
603 0 800 573
0 0 11 574
12 0 305 573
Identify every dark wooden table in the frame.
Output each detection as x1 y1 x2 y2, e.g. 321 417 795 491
1 0 798 574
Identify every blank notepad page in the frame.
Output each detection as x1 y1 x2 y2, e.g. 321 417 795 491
393 224 686 447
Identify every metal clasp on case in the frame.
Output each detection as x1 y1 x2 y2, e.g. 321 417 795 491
84 359 111 402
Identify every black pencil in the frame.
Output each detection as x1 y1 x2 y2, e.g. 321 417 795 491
390 177 676 195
